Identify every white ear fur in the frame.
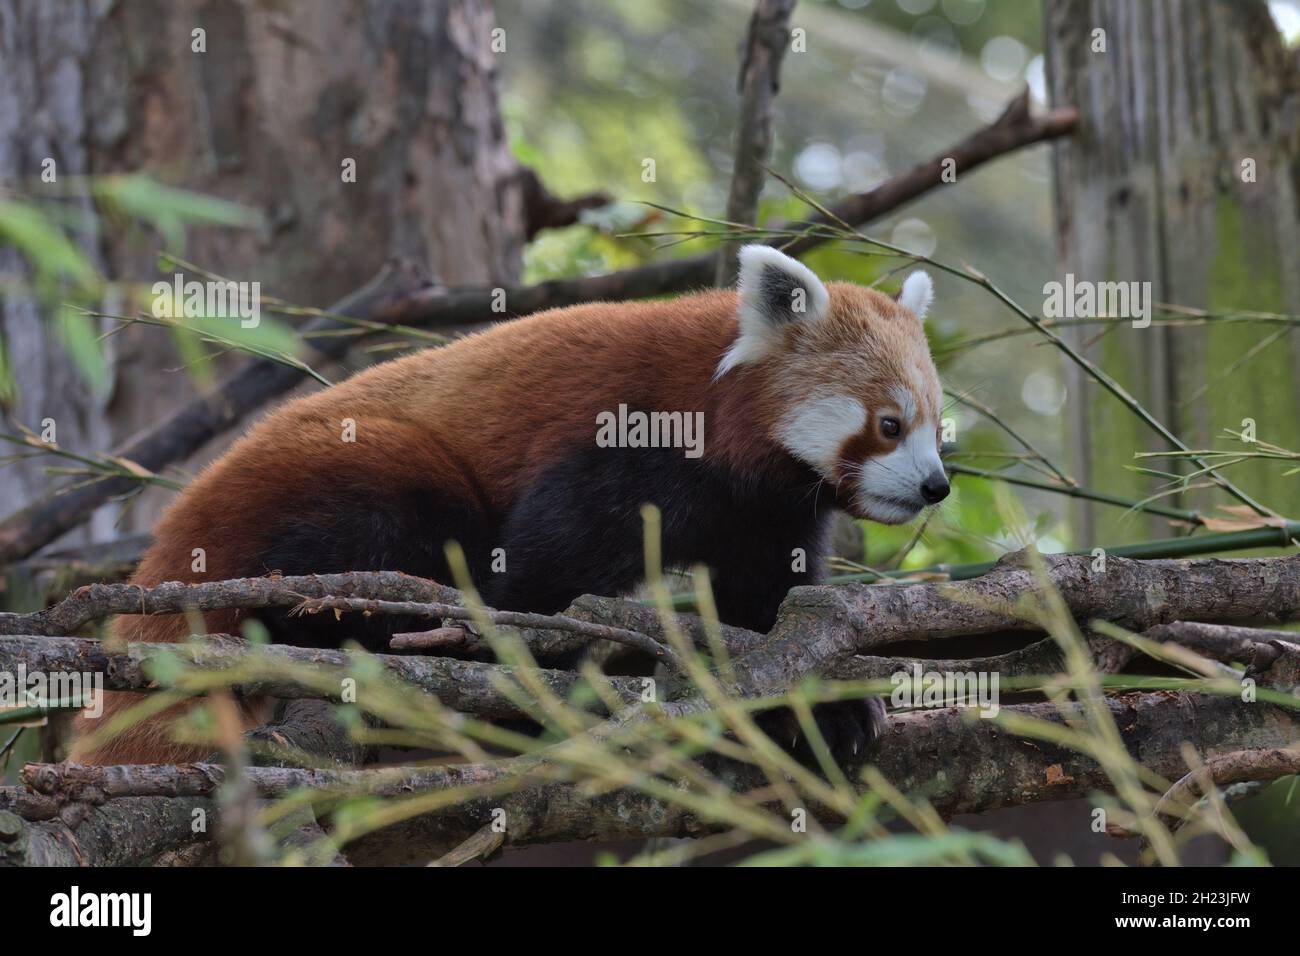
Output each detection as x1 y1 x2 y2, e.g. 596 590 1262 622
897 271 934 320
716 245 829 377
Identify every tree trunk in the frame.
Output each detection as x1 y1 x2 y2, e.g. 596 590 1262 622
0 0 525 547
1044 0 1300 545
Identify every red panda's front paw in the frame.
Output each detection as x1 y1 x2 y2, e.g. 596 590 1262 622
811 697 886 766
756 696 886 769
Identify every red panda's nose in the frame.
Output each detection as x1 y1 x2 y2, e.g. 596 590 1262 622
920 473 950 504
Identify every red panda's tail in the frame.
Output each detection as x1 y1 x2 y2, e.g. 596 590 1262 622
70 602 255 765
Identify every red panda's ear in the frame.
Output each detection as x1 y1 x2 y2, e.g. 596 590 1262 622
718 245 829 377
896 271 934 320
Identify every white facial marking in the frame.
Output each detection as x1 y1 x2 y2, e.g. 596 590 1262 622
855 388 944 521
780 394 867 473
898 271 934 319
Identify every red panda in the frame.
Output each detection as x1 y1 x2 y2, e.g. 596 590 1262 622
73 245 946 766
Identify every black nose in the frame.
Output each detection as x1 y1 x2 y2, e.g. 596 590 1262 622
920 474 950 504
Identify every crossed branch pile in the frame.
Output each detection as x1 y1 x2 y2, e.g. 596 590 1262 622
0 552 1296 865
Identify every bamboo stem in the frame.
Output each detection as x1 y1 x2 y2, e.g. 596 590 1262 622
828 521 1300 585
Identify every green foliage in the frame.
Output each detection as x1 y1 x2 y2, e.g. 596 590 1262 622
524 222 650 282
0 178 297 399
92 175 262 251
0 198 98 290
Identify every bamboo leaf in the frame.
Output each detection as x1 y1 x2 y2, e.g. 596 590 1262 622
0 199 98 290
53 305 109 394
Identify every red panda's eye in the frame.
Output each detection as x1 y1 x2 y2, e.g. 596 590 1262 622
881 417 901 439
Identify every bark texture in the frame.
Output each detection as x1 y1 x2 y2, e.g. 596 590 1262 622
0 0 526 550
715 0 796 286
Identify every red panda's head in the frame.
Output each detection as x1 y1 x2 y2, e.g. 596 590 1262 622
717 245 947 525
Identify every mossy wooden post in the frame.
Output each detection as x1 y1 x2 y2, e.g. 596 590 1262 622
1044 1 1300 546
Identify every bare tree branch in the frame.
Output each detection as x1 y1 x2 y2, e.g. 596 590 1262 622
340 691 1300 863
290 594 684 670
0 796 212 866
0 570 454 636
1150 746 1300 830
1143 621 1299 668
716 0 797 285
734 552 1300 695
0 568 683 669
5 553 1297 696
275 805 352 867
779 90 1079 257
515 166 611 238
17 759 492 803
0 633 644 721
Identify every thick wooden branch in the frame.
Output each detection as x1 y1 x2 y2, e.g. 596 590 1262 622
716 0 797 285
0 570 455 636
0 570 681 667
1151 746 1300 830
6 552 1296 693
0 91 1077 566
10 690 1292 865
429 823 504 867
730 551 1300 696
779 90 1078 257
0 794 211 866
4 551 1294 864
1143 621 1298 668
344 691 1300 861
0 701 362 866
0 633 643 721
18 759 494 804
275 806 351 867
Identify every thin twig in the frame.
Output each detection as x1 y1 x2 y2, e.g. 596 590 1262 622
944 387 1074 487
292 594 686 671
946 462 1202 525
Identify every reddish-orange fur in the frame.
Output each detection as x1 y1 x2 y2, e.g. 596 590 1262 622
74 279 932 763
